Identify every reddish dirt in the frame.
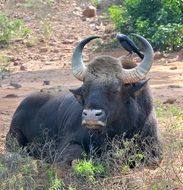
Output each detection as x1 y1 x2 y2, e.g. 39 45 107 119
0 0 183 153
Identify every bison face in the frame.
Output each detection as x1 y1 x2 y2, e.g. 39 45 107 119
70 34 154 129
70 78 148 129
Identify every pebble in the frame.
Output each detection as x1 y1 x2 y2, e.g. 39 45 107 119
163 98 176 104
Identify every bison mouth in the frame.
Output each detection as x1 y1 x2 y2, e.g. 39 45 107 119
82 120 106 129
82 109 107 129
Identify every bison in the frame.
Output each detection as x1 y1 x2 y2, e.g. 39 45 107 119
6 34 162 166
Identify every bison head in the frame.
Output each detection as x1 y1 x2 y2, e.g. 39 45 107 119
70 35 154 129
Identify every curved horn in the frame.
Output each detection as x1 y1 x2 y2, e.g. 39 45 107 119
120 34 154 84
72 36 100 81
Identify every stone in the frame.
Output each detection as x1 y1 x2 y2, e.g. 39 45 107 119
168 85 181 88
169 66 177 70
9 82 22 89
52 49 59 53
82 6 97 18
13 60 19 66
43 80 50 85
3 94 19 98
163 98 176 104
39 47 48 53
20 65 27 71
62 39 74 44
154 51 163 59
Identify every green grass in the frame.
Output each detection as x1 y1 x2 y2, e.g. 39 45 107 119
0 53 11 80
155 101 183 118
0 12 30 45
0 54 11 66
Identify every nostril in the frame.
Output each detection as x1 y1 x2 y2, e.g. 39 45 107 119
82 109 105 118
95 110 103 117
83 111 87 116
95 112 102 117
95 113 101 117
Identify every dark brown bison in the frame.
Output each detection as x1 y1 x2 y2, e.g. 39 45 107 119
6 34 162 165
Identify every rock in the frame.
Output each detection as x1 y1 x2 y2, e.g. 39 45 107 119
1 135 5 138
39 38 45 43
45 61 52 65
169 66 177 70
3 94 19 98
52 49 59 53
9 56 16 62
9 82 22 89
154 51 163 59
160 58 167 63
43 80 50 85
39 47 48 53
168 85 181 88
62 39 74 44
82 6 97 18
20 65 27 71
13 60 19 66
163 98 176 104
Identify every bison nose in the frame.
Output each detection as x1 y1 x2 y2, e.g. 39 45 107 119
82 109 104 118
82 109 106 129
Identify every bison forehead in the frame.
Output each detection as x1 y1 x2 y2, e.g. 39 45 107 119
85 56 122 80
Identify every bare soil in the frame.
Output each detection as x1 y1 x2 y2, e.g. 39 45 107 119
0 0 183 154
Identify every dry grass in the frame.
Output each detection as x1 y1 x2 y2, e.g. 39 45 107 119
1 102 183 190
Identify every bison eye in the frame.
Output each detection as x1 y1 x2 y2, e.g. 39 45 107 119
82 87 88 97
82 88 86 94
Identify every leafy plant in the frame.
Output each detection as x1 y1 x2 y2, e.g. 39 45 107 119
49 177 64 190
151 23 183 51
46 166 64 190
0 54 11 66
39 20 53 42
108 0 183 52
108 5 124 30
0 12 30 44
25 37 39 47
73 159 105 181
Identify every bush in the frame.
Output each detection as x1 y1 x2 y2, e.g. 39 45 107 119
108 0 183 52
72 159 105 181
151 23 183 51
0 12 30 44
108 5 124 30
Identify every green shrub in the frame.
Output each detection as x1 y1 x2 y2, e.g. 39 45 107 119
0 54 11 66
0 12 30 44
108 5 124 30
73 159 105 181
108 0 183 52
151 23 183 51
49 177 64 190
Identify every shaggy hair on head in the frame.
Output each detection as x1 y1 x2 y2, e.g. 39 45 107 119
85 55 136 81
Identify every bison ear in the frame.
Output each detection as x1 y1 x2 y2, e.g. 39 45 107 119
69 87 84 105
130 79 149 97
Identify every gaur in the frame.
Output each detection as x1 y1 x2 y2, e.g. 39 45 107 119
6 34 162 166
